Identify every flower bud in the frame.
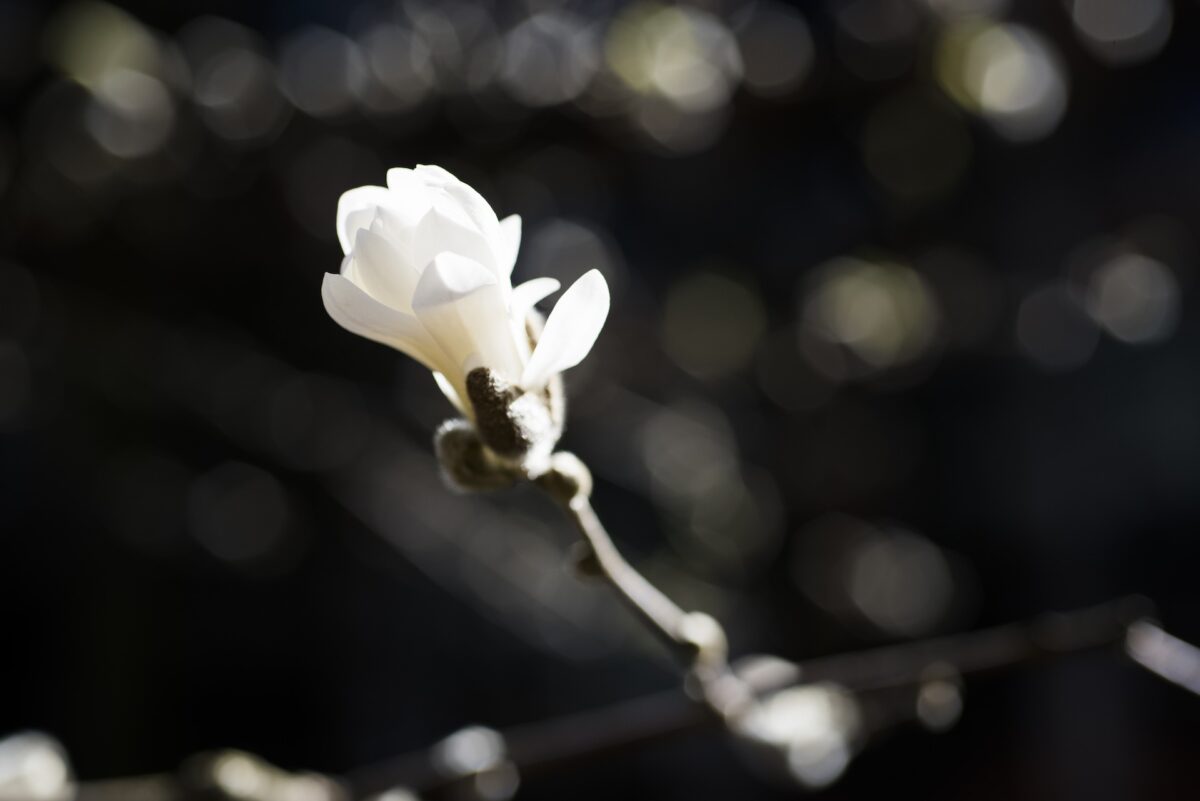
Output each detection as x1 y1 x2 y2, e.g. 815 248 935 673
182 749 346 801
730 683 861 790
434 420 523 492
465 368 563 475
0 731 72 801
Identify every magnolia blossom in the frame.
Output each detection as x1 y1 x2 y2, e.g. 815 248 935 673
322 165 610 417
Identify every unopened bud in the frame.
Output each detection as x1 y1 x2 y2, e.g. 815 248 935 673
0 731 72 800
466 369 561 466
434 420 522 492
183 749 346 801
731 683 861 791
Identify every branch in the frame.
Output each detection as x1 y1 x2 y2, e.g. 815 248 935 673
516 450 755 722
52 599 1196 801
345 596 1173 799
559 495 693 662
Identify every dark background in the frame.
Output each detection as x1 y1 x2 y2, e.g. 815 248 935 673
1 0 1199 799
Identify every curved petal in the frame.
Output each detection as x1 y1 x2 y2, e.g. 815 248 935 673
413 253 524 383
410 164 458 186
498 214 522 279
413 165 504 245
510 277 560 322
432 371 468 416
387 166 478 234
336 186 389 256
411 206 499 276
388 166 515 283
321 273 451 375
350 226 420 312
521 269 610 389
507 275 557 363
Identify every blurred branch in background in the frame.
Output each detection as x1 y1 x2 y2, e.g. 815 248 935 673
7 597 1193 801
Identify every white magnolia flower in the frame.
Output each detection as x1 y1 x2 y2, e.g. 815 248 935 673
321 164 610 417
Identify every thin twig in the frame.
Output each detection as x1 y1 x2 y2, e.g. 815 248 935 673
741 595 1157 694
1126 619 1200 696
553 492 756 722
560 495 693 661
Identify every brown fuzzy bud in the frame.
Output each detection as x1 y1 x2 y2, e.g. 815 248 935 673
434 419 522 492
465 367 563 472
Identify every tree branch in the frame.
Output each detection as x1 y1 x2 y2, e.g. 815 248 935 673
57 599 1195 801
345 595 1172 799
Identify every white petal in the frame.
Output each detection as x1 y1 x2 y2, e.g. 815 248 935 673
411 206 499 276
410 164 458 186
336 186 389 256
415 165 505 249
412 251 496 309
521 269 610 389
432 371 468 415
507 275 557 364
498 214 522 279
510 277 560 321
413 253 525 383
348 226 422 312
321 274 451 375
385 166 419 189
388 166 515 284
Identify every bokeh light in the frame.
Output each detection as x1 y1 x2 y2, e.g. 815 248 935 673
802 256 940 375
662 272 766 379
1084 250 1180 345
734 683 862 789
0 732 73 800
83 68 175 159
733 2 814 99
938 21 1069 142
1016 282 1100 371
792 514 974 637
186 461 296 568
356 22 436 115
1070 0 1173 66
500 11 600 108
835 0 923 82
182 17 290 145
278 26 366 118
861 88 972 205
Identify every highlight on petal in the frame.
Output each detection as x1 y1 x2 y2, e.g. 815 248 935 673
412 251 497 310
432 370 468 416
321 273 451 375
336 186 389 255
385 166 418 190
413 164 504 247
412 253 525 383
510 277 560 322
498 214 522 279
410 206 499 276
521 269 610 389
350 227 421 312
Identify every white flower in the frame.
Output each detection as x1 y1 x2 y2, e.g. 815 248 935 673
321 164 610 417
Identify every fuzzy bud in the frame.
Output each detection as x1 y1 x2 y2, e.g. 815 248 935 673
466 368 563 473
434 419 523 492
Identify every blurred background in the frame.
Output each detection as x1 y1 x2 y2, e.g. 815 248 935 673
2 0 1199 798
